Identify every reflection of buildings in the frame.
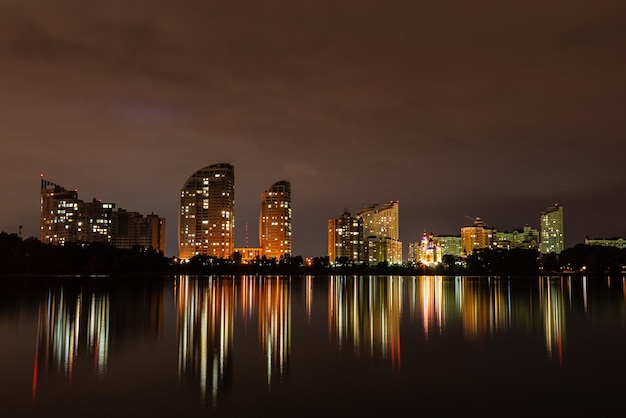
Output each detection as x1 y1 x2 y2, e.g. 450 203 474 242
459 278 512 340
328 276 403 368
31 282 165 401
40 177 166 252
540 204 564 254
176 276 234 406
176 275 292 403
539 277 566 366
32 287 110 399
179 163 235 260
258 277 291 386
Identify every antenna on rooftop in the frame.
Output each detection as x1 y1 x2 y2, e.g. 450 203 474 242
245 222 249 248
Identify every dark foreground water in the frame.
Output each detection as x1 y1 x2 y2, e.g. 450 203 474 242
1 274 625 417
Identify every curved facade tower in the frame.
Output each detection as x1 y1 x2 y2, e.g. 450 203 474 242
179 163 235 260
259 181 292 259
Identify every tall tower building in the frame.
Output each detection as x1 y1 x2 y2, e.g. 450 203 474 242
259 180 292 259
78 198 115 244
328 208 364 264
356 201 402 265
40 178 81 245
540 204 564 254
179 163 235 260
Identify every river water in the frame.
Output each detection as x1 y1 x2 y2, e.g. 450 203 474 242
1 275 625 417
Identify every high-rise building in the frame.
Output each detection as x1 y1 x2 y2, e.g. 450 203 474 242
40 178 81 245
40 176 164 252
328 209 364 264
540 204 564 254
358 201 400 241
356 201 402 265
79 198 115 244
259 181 292 259
112 209 166 253
460 217 496 256
179 163 235 260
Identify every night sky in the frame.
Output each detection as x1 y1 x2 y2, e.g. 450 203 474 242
1 0 625 258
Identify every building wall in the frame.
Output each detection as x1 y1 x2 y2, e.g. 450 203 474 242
584 237 625 249
495 225 539 250
40 179 80 245
460 217 496 256
259 181 292 259
234 247 263 263
79 199 114 244
540 204 564 254
179 163 235 260
356 201 402 265
328 209 364 264
40 177 165 252
433 235 462 257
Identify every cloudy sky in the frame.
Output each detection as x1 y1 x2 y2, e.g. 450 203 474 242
1 0 625 258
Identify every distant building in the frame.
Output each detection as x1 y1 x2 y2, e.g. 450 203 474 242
234 247 263 264
417 232 442 266
79 198 115 244
433 235 462 257
179 163 235 260
584 237 625 249
495 224 539 250
540 204 564 254
112 209 166 253
364 235 403 266
460 217 496 257
259 181 292 259
40 176 165 252
407 241 419 264
356 201 402 265
328 208 363 265
40 178 81 245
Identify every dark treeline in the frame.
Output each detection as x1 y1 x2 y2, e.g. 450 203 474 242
1 232 625 277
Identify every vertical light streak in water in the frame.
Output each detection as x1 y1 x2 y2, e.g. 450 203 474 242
306 276 313 322
454 276 463 313
176 275 235 405
368 277 374 357
582 276 588 313
435 276 443 335
88 292 109 378
542 278 565 367
352 278 360 353
258 277 291 388
421 277 432 339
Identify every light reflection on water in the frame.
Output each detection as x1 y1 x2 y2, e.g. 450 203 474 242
2 275 625 417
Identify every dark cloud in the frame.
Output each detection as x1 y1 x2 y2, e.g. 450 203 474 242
1 0 625 256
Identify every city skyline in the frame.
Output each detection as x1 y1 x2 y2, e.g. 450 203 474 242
1 1 625 258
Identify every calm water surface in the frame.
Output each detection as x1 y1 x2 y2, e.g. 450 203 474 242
1 275 625 417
